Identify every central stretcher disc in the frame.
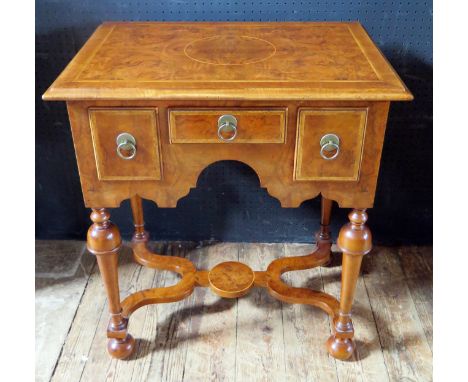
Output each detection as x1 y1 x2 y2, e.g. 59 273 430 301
208 261 255 298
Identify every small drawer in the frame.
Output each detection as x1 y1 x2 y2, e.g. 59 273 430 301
294 108 368 181
169 109 287 143
89 108 162 181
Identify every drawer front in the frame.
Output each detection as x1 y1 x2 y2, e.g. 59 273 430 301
294 108 368 181
89 108 162 181
169 109 286 143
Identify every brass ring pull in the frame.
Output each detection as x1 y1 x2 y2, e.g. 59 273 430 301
217 115 238 142
320 134 340 160
116 133 137 160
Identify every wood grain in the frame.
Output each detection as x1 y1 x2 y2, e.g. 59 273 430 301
142 243 197 381
266 240 339 317
120 241 196 316
66 100 391 209
45 23 410 208
78 244 158 381
295 108 368 181
182 243 238 381
51 245 139 382
282 243 338 382
321 251 390 381
93 196 346 362
326 209 372 361
169 108 286 144
397 246 433 351
86 208 135 359
362 247 432 381
89 108 162 181
43 22 412 101
236 244 286 381
42 20 417 371
47 244 432 382
208 261 255 298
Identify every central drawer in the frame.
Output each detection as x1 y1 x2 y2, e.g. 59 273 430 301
168 109 287 144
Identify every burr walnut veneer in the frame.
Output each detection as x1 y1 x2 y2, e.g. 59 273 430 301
44 22 412 361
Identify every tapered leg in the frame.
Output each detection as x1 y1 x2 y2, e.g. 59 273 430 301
327 209 372 360
130 195 149 243
87 208 135 359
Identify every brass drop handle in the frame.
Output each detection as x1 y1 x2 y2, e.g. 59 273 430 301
116 133 137 160
320 134 340 160
217 115 238 142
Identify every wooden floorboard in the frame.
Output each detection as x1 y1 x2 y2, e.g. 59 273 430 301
236 243 286 382
397 246 433 352
35 240 92 382
282 244 338 382
141 242 197 382
182 243 238 381
45 243 433 382
322 248 390 382
362 247 433 382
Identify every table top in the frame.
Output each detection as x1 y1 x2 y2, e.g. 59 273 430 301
43 22 412 101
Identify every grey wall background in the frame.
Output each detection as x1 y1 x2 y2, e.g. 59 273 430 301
36 1 432 244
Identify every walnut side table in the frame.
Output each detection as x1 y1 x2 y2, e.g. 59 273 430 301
43 22 412 361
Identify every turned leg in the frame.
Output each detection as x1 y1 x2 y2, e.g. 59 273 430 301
327 209 372 360
130 195 149 243
87 208 135 359
318 196 333 243
316 197 333 265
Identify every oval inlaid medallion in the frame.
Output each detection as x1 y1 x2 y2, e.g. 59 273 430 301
184 35 276 65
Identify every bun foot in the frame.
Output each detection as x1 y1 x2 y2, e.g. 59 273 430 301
107 334 135 359
326 335 355 360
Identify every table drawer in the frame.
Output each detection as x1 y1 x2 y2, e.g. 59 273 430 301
294 108 368 181
169 109 287 143
89 108 162 181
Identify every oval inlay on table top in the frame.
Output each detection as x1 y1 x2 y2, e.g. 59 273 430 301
184 35 276 65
